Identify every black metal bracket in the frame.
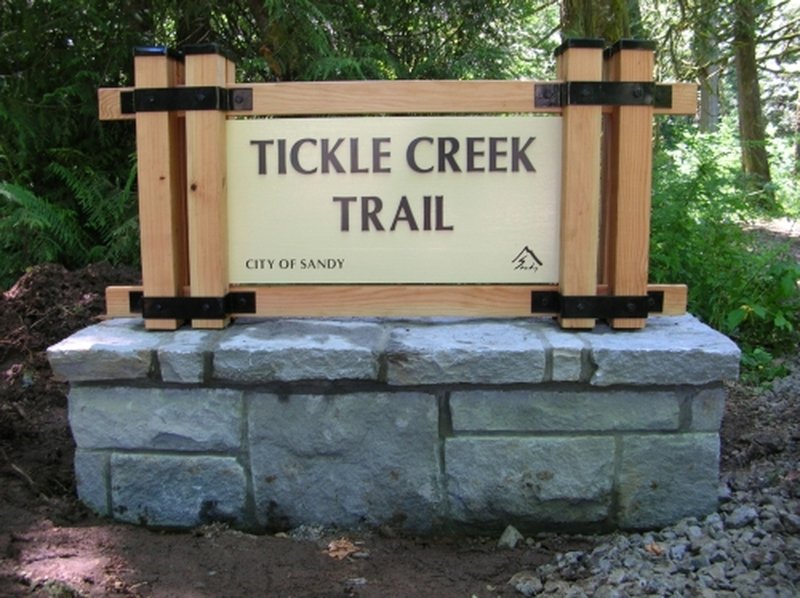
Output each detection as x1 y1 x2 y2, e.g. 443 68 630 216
531 291 664 320
128 291 256 320
535 82 671 109
120 86 253 114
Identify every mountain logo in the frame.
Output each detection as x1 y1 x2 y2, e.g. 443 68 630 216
512 246 543 271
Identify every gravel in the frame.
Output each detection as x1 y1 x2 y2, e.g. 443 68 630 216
505 363 800 597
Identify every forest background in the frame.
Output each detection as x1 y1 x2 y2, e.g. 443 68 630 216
0 0 798 382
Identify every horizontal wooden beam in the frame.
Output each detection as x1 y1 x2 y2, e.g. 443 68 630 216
105 283 687 319
98 81 696 121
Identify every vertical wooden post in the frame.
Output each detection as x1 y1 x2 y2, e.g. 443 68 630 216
556 39 605 329
133 47 188 330
183 45 234 329
604 40 655 329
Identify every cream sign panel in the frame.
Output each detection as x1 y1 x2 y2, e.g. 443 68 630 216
226 116 562 284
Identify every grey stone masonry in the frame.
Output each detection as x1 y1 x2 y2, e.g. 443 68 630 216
48 314 740 532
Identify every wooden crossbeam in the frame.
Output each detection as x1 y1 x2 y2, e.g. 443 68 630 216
97 81 697 121
105 284 687 319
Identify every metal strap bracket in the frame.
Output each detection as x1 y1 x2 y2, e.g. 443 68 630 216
531 291 664 320
121 86 253 114
129 292 256 320
535 82 672 109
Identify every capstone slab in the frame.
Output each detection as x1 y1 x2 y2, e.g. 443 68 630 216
385 321 547 385
48 318 158 381
538 324 587 381
585 315 740 386
213 319 386 382
48 314 740 532
157 329 215 383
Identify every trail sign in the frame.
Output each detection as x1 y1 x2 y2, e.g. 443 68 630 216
97 39 696 330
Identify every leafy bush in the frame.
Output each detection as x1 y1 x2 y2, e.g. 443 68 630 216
0 163 140 288
651 120 800 383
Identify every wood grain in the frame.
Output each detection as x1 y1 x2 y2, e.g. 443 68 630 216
105 284 687 319
184 51 232 329
557 46 604 329
97 80 696 121
604 47 655 329
133 53 187 330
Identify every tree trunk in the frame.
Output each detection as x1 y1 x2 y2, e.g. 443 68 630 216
698 65 721 133
693 0 721 132
795 91 800 175
734 0 775 209
561 0 631 40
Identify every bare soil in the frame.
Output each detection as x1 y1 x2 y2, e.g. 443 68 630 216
0 228 795 597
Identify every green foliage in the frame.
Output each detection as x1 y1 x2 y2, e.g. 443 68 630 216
0 182 87 284
651 119 800 383
1 0 553 290
46 158 141 266
0 0 148 287
0 162 140 287
769 135 800 215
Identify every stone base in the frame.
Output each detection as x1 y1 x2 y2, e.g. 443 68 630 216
47 315 739 533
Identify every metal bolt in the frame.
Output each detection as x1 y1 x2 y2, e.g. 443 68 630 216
632 85 643 99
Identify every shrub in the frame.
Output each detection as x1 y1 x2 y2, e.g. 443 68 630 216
650 120 800 384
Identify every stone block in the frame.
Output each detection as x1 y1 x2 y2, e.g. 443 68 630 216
157 329 215 383
450 389 681 433
539 323 587 381
617 433 720 529
110 454 247 527
47 318 158 381
385 321 546 385
69 387 242 451
248 392 440 532
689 387 727 432
445 437 615 526
213 319 386 382
74 449 109 516
584 315 740 386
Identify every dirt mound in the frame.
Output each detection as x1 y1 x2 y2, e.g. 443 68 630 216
0 263 139 510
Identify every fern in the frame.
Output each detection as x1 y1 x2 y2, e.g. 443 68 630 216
0 182 90 286
45 156 141 266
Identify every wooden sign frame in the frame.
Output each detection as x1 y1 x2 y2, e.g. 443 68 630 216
98 39 695 330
